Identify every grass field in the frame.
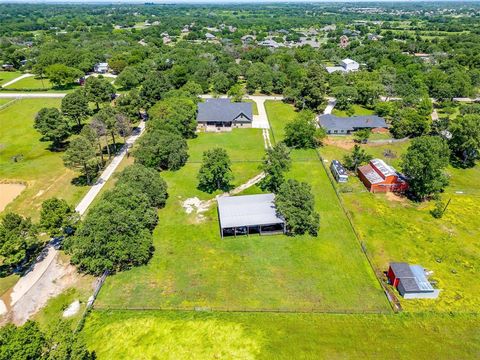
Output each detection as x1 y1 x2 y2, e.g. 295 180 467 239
332 104 375 117
0 99 89 219
96 125 387 312
3 76 53 90
0 71 22 86
318 134 480 312
83 310 480 359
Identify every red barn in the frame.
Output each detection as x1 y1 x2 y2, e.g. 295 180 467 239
358 159 408 193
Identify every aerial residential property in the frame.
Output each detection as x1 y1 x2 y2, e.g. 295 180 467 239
326 58 359 73
358 159 408 193
0 1 479 359
196 98 253 131
318 114 388 134
93 62 109 74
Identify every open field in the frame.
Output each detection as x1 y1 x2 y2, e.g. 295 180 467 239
83 310 480 359
332 104 375 117
319 136 480 312
3 76 53 90
96 126 387 312
0 98 89 219
0 71 22 86
188 129 265 162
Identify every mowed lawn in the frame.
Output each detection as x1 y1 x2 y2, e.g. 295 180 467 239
0 71 22 86
83 310 480 359
0 99 89 219
3 76 53 90
96 125 388 312
319 136 480 312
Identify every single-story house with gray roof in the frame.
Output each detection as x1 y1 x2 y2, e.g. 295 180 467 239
318 114 388 135
197 98 253 132
217 194 285 238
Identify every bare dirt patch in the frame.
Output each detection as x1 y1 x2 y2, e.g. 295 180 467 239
0 183 26 212
385 192 408 203
324 137 355 150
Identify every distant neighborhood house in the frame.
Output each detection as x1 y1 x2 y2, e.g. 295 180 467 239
217 194 285 238
358 159 408 193
318 114 388 134
388 262 440 299
197 98 253 132
326 58 359 74
94 62 109 74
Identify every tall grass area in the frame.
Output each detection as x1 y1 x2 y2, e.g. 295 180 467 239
96 127 387 312
83 310 480 359
0 99 89 219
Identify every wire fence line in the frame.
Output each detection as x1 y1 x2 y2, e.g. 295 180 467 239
314 147 402 313
93 305 391 315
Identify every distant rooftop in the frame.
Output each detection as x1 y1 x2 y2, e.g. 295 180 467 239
318 114 388 132
197 98 253 123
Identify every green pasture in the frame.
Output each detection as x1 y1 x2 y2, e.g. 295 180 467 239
83 310 480 359
0 71 22 86
0 98 89 219
319 138 480 312
3 76 53 90
96 120 387 312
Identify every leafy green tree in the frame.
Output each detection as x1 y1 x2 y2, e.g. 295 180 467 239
417 95 433 117
140 72 172 108
449 114 480 167
95 106 118 152
45 64 82 87
61 90 90 128
355 80 383 107
180 80 203 98
343 145 372 172
259 143 292 192
246 62 273 94
0 213 39 275
299 63 327 110
115 89 142 119
34 108 70 148
284 110 324 148
0 321 45 360
116 66 142 90
211 72 232 94
134 130 188 171
331 86 358 110
275 179 320 236
63 136 98 184
148 97 197 139
354 129 372 143
390 108 431 139
84 76 115 110
39 198 77 237
227 83 245 102
197 148 233 193
44 321 95 360
116 164 168 208
402 136 450 200
108 58 127 74
64 188 155 274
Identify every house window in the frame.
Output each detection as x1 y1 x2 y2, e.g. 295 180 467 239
334 130 338 134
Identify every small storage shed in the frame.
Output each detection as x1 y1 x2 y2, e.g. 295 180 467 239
388 262 440 299
217 194 285 238
330 160 348 183
358 159 408 193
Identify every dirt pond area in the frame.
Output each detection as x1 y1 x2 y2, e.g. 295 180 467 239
0 183 26 212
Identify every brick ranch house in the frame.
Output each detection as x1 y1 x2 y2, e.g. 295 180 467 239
196 98 253 132
358 158 408 193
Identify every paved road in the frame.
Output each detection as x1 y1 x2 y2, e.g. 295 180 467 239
75 121 145 215
323 98 336 115
1 73 33 88
1 121 146 324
